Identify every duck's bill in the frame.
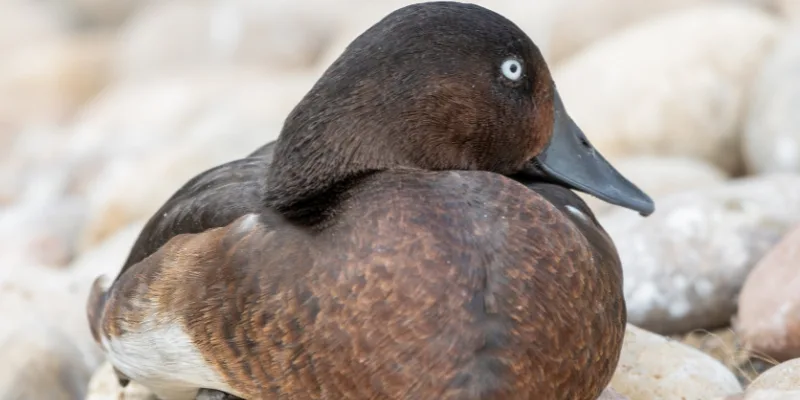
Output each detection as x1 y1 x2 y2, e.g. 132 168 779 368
521 90 655 217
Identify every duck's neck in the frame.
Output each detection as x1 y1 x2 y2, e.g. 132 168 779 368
264 105 404 225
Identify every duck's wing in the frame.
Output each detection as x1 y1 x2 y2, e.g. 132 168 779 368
117 147 274 279
520 182 621 265
88 213 284 399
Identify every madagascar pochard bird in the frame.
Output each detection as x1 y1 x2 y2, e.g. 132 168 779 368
86 2 655 399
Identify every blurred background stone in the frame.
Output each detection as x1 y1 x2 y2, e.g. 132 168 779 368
555 4 780 175
63 69 311 249
0 2 68 55
548 0 713 63
43 0 152 28
743 26 800 174
601 175 800 334
0 34 113 131
114 0 341 79
0 322 92 400
747 0 800 20
736 224 800 362
0 198 87 268
0 220 144 396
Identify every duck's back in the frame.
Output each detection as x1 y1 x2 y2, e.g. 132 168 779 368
117 142 276 277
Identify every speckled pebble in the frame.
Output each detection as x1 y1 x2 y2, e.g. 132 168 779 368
612 324 743 400
601 175 800 334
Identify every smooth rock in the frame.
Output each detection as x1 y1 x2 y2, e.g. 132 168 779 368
0 2 65 55
0 198 87 268
601 174 800 334
0 126 75 207
85 362 155 400
115 0 338 78
741 358 800 399
555 4 781 174
736 225 800 362
0 322 92 400
548 0 713 62
582 156 728 215
50 0 150 27
65 69 312 248
612 324 743 400
0 34 113 129
599 387 630 399
737 391 800 400
746 0 800 20
0 222 145 375
743 27 800 174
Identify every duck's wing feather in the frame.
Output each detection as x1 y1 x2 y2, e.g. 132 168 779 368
117 143 276 279
89 213 282 399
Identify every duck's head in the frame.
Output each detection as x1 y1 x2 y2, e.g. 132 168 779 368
267 1 654 221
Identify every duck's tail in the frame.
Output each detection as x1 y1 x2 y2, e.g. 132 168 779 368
86 275 111 345
86 275 134 388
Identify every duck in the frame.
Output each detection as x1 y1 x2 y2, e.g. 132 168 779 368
86 2 655 400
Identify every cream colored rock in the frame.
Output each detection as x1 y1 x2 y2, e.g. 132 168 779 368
555 4 781 174
0 198 87 268
0 222 144 375
599 387 630 399
743 27 800 174
739 391 800 400
548 0 713 62
58 0 151 27
65 69 313 247
0 34 113 129
739 358 800 399
747 0 800 20
0 322 92 400
737 225 800 362
85 362 155 400
582 156 728 215
601 174 800 334
612 324 742 400
0 2 65 55
115 0 340 78
0 126 74 207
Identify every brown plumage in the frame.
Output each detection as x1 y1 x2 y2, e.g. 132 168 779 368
87 2 654 400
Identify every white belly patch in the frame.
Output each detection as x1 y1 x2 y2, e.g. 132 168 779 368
101 319 237 400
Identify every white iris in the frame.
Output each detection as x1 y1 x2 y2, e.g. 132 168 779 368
501 58 523 81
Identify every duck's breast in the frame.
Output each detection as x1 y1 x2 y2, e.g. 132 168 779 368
310 170 626 399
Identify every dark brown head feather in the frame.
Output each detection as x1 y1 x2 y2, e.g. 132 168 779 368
265 2 554 223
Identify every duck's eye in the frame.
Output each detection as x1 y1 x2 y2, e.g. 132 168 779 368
501 58 523 81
